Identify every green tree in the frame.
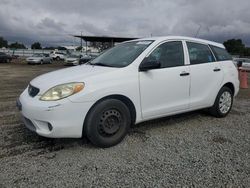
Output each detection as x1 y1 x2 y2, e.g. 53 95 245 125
31 42 42 49
9 42 26 49
58 46 67 50
0 36 8 48
76 46 83 51
243 47 250 56
223 39 245 55
43 46 56 50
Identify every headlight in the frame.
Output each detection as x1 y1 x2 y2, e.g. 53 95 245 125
40 82 84 101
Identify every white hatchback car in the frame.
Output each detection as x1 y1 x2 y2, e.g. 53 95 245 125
17 36 239 147
50 51 66 61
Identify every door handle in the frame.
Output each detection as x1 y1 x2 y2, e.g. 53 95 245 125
180 72 190 76
213 68 221 72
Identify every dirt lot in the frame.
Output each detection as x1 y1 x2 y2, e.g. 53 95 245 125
0 60 249 187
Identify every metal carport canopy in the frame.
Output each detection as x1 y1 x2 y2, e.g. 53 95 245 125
73 35 138 43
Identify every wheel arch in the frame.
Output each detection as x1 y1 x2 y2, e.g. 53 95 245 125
222 82 235 95
82 94 137 136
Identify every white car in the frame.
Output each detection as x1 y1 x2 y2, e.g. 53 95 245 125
50 51 66 61
64 54 82 66
17 36 239 147
26 54 52 64
234 58 250 70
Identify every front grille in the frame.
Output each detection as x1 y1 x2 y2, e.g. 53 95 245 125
28 84 40 97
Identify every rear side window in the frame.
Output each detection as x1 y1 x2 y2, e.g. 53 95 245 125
147 41 184 68
187 42 215 65
210 45 232 61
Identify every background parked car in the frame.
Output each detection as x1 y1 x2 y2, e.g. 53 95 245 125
26 53 52 64
234 58 250 70
0 52 12 63
64 53 82 66
50 51 66 61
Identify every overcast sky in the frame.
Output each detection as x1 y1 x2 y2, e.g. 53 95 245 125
0 0 250 47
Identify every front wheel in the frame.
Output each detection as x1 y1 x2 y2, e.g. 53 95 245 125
209 86 233 118
84 99 131 148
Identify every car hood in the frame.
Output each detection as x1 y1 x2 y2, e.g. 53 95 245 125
30 64 117 93
66 57 78 61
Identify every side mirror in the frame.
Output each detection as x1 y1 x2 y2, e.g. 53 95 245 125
139 59 160 71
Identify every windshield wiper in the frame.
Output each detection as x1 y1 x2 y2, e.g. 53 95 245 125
91 62 117 67
85 61 93 65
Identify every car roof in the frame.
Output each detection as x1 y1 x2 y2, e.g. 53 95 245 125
132 36 225 49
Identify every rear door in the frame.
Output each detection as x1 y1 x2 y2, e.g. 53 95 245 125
186 41 224 108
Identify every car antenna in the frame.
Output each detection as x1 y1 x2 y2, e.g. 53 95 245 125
195 24 202 38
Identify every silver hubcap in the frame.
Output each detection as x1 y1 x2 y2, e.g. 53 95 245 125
219 91 232 114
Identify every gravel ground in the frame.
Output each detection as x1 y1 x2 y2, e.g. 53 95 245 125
0 60 249 187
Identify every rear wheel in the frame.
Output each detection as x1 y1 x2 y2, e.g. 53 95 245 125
84 99 131 148
56 56 60 61
40 60 43 64
209 86 233 118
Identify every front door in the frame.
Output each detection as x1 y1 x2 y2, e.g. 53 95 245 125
139 41 190 119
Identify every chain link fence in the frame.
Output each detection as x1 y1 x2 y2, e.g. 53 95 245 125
0 48 67 57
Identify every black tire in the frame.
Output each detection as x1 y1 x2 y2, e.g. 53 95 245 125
209 86 233 118
84 99 131 148
56 56 60 61
40 60 43 64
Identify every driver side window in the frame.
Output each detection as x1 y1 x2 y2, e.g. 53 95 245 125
147 41 184 68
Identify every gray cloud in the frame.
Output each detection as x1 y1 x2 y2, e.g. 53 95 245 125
0 0 249 47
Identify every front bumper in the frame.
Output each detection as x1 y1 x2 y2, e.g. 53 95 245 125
17 88 94 138
65 61 79 66
27 60 40 64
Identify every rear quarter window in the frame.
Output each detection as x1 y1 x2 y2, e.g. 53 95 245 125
210 45 232 61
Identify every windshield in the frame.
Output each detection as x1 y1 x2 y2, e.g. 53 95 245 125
90 40 153 67
32 54 43 57
68 54 80 58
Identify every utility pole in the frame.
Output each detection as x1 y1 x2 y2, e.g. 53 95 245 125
86 40 87 55
80 31 83 49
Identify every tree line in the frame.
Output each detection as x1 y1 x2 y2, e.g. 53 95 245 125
0 37 26 49
223 39 250 56
0 37 67 50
